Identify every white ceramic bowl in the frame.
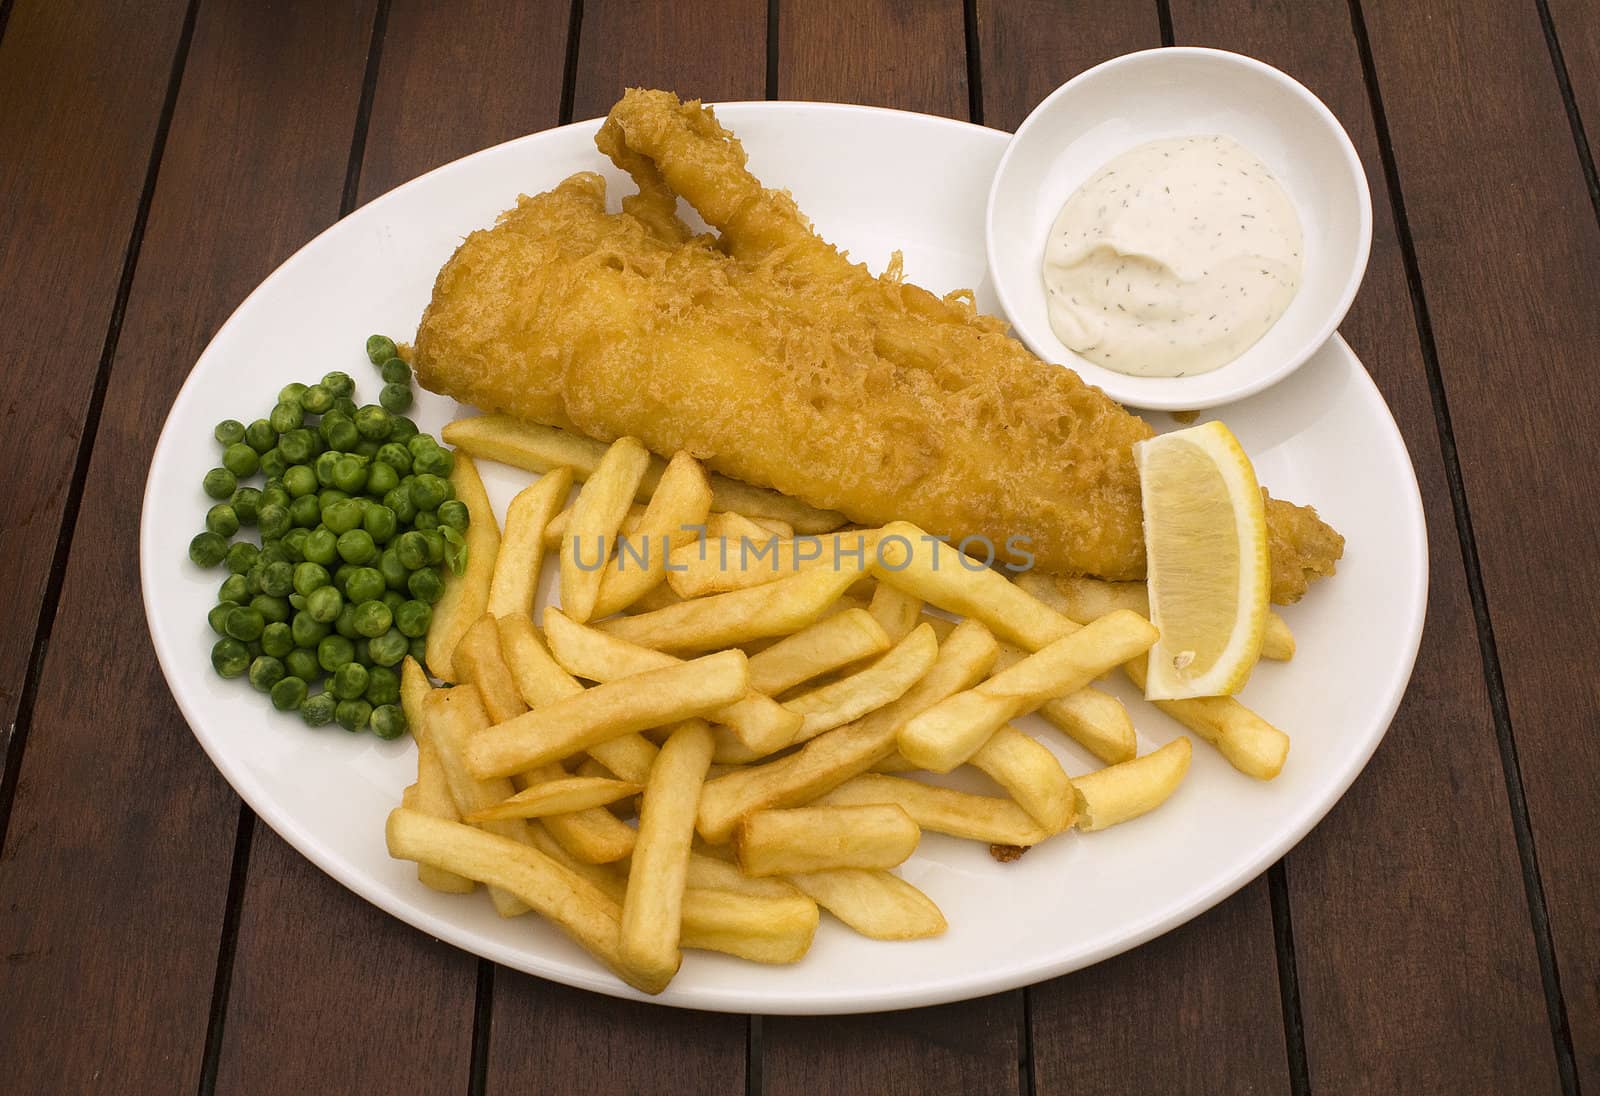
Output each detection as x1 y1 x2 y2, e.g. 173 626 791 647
986 47 1372 410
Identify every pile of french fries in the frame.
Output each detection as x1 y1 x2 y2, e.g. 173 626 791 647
387 415 1293 994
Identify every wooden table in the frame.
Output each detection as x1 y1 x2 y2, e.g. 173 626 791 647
2 1 1594 1092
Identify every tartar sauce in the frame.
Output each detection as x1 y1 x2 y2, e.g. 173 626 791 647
1042 135 1302 377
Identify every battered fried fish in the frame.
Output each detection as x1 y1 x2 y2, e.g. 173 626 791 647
414 90 1342 602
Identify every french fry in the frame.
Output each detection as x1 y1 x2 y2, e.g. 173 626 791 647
993 643 1137 765
385 807 649 991
867 583 924 643
560 436 652 622
593 452 712 618
466 650 749 777
525 820 629 899
968 726 1077 833
464 776 644 822
679 889 819 964
544 503 646 550
544 608 802 756
621 721 716 992
667 526 879 599
738 513 796 539
400 658 476 894
452 614 529 724
684 852 805 899
1072 737 1193 830
787 869 947 940
597 564 865 653
734 805 920 876
1122 658 1289 779
441 414 844 533
779 623 938 745
898 611 1157 773
424 685 533 916
745 609 891 696
625 581 683 614
427 453 501 681
486 468 571 620
696 619 999 843
815 774 1050 847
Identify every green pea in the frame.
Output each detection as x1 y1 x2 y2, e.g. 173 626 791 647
331 661 369 701
395 599 432 638
286 648 320 682
407 566 444 604
230 487 262 525
317 634 356 672
353 437 382 459
314 448 343 486
219 573 249 604
372 439 412 472
364 504 398 544
306 584 343 623
225 541 260 575
290 610 328 649
419 443 458 476
301 692 337 727
334 601 360 639
257 503 291 540
268 675 307 712
365 460 399 498
421 528 446 565
437 499 469 532
332 395 359 418
280 526 310 561
408 636 428 664
390 531 426 571
352 600 392 638
318 487 350 510
322 498 363 536
381 589 407 613
379 383 413 413
292 561 330 596
335 698 373 733
260 486 291 514
351 637 373 666
380 489 415 527
261 621 294 658
188 531 228 568
301 383 334 415
322 370 355 397
336 528 376 565
302 527 338 567
413 509 439 531
222 442 259 478
258 540 289 566
247 655 285 693
288 494 321 529
281 464 316 498
354 404 392 441
211 638 251 678
276 429 313 466
406 433 436 458
409 474 449 512
366 335 399 364
389 416 420 441
370 704 407 740
375 356 410 385
206 603 232 636
245 418 277 453
259 448 288 481
215 419 246 447
200 504 236 539
267 403 299 435
203 467 237 501
250 595 291 624
344 566 386 604
365 665 400 706
376 548 406 592
289 592 307 612
330 455 368 494
257 560 293 597
276 381 306 405
324 415 360 452
368 628 408 667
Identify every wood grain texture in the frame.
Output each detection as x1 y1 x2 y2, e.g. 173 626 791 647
778 0 967 118
1545 0 1600 171
356 0 570 205
0 1 377 1092
1166 4 1565 1092
487 973 747 1095
0 0 188 747
1360 0 1600 1085
572 0 768 122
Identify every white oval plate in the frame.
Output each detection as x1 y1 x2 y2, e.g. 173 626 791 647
141 103 1426 1014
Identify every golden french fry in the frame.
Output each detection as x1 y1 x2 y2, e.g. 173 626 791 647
442 414 844 533
385 807 650 991
684 852 805 899
545 503 645 549
544 608 801 756
1072 737 1193 830
515 766 636 863
424 685 533 916
745 609 891 695
667 526 879 599
898 611 1157 773
738 513 796 539
734 804 920 876
560 436 652 622
525 820 629 898
598 564 865 654
696 619 999 843
867 583 923 643
679 889 819 963
815 774 1050 847
452 614 529 725
621 721 715 992
787 869 947 940
427 453 501 681
1122 658 1289 779
400 657 433 744
465 776 644 822
993 643 1137 765
400 658 476 894
487 468 571 620
466 650 749 777
780 623 939 745
593 452 713 617
968 726 1076 832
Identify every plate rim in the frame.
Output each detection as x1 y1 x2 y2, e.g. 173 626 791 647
140 101 1428 1014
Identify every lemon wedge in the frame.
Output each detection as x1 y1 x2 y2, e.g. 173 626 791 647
1134 420 1269 700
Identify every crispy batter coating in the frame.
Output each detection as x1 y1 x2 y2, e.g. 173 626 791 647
414 90 1343 602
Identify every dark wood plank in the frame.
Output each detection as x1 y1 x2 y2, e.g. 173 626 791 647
489 974 747 1095
0 0 189 757
356 0 570 205
779 0 967 118
976 8 1290 1092
1165 4 1564 1092
1360 0 1600 1086
1545 0 1600 171
572 0 768 121
0 1 378 1091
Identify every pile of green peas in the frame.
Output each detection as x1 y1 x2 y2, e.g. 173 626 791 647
187 335 470 738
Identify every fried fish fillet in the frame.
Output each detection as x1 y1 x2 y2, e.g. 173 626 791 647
414 90 1342 602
